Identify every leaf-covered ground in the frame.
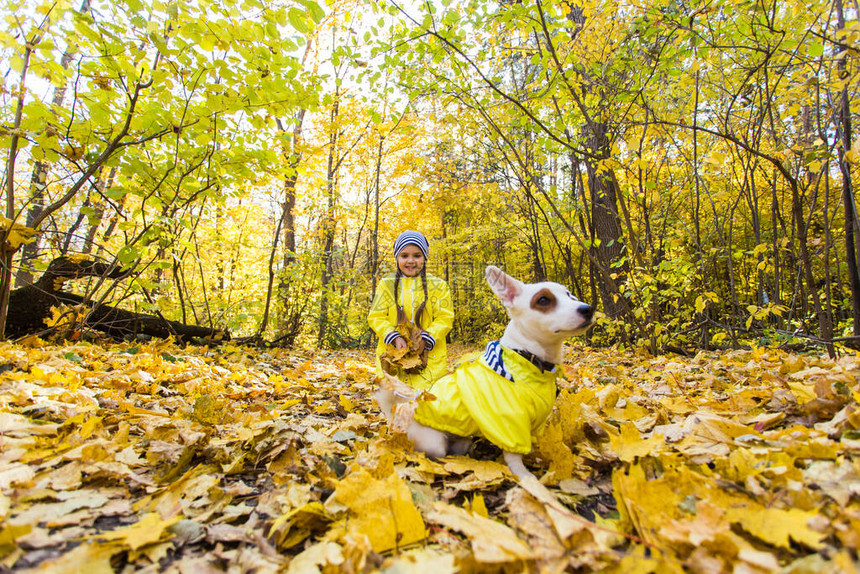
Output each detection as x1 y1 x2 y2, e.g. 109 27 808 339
0 339 858 573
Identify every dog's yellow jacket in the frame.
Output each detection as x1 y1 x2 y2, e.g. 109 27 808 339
414 343 557 455
367 273 454 389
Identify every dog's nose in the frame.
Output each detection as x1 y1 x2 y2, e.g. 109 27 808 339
579 305 594 322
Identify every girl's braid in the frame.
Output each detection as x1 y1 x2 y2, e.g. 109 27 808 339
394 269 406 325
414 266 428 330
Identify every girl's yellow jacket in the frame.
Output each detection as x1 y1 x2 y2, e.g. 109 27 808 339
367 273 454 389
414 344 557 455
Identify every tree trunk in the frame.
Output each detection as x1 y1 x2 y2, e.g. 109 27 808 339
6 257 227 342
263 38 312 344
791 179 834 357
0 31 38 338
584 125 627 318
14 1 89 288
835 0 860 340
317 90 340 347
258 106 304 343
370 132 383 301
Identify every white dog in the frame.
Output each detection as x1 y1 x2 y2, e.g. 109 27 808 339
374 265 594 480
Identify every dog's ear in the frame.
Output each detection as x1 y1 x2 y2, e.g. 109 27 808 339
485 265 523 307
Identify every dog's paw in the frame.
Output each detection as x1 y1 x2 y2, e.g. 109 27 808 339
503 451 536 481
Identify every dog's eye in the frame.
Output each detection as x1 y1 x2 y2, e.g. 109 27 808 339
530 289 557 312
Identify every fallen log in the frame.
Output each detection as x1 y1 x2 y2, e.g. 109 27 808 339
7 256 228 342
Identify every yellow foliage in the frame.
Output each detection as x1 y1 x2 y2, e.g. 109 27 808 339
425 500 532 562
0 217 37 251
846 136 860 164
379 320 429 375
96 512 181 550
43 305 87 329
328 466 425 553
21 542 118 574
608 422 665 462
0 341 857 571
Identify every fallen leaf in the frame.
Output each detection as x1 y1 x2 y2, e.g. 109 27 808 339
285 541 344 574
328 466 425 553
96 512 180 550
20 542 118 574
425 501 532 563
269 502 332 549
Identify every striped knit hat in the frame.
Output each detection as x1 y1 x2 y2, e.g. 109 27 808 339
393 230 430 260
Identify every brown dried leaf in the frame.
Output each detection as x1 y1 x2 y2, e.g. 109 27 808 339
379 321 429 375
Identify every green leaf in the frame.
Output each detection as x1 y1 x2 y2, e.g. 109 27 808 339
302 0 326 23
808 43 824 57
442 10 459 26
288 8 308 33
105 187 128 200
117 245 140 265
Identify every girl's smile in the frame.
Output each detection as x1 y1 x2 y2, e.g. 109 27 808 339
397 245 425 277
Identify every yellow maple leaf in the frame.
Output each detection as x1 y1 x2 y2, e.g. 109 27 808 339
97 512 180 550
408 455 450 476
338 393 355 412
787 381 817 404
535 417 578 481
725 505 824 550
0 216 37 250
612 462 682 546
327 466 425 553
608 422 665 462
443 456 508 483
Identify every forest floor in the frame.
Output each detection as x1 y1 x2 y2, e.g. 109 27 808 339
0 337 858 573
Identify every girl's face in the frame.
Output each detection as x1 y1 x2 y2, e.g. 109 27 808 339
397 244 425 277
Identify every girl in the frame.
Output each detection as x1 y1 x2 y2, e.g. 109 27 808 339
368 230 454 389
